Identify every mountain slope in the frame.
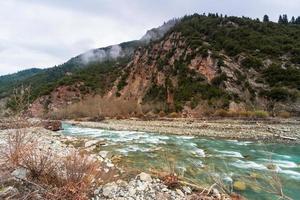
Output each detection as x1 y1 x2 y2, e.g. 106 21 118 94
3 14 300 117
0 19 178 101
0 68 43 98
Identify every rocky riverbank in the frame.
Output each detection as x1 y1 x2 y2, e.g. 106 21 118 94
0 120 236 200
68 118 300 143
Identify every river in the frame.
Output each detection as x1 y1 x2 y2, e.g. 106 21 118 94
61 123 300 199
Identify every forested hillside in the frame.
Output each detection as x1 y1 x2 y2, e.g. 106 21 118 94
2 14 300 118
0 68 42 98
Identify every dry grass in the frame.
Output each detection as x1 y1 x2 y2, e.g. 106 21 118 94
213 109 270 119
2 129 35 167
47 152 106 200
63 151 101 184
0 128 116 200
22 149 59 183
169 112 180 118
277 111 291 118
50 96 141 119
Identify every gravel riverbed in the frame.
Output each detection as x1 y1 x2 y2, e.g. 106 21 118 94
68 118 300 143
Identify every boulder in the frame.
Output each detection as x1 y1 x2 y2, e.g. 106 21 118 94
43 120 62 131
138 172 152 182
102 182 118 198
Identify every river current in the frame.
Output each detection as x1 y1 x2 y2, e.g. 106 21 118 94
61 123 300 199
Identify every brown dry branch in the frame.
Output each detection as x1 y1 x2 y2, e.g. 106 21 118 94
1 128 35 167
0 126 116 200
21 149 59 184
63 151 101 184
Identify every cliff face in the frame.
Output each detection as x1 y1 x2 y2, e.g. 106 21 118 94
16 15 300 117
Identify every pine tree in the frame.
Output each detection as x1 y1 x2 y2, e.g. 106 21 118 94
291 16 296 24
263 15 269 22
282 14 288 24
295 16 300 24
278 15 283 23
279 14 289 24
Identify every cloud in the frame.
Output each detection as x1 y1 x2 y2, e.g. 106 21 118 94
79 45 123 64
0 0 298 75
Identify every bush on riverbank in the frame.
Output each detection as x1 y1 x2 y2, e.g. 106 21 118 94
213 109 269 119
0 129 115 200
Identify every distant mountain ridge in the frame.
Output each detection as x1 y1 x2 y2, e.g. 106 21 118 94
1 13 300 118
0 19 178 100
0 68 43 98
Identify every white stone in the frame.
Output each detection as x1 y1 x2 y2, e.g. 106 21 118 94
176 189 185 197
99 151 109 158
106 162 114 168
128 187 136 196
11 167 28 180
102 182 118 198
182 186 192 194
85 140 99 148
138 172 152 182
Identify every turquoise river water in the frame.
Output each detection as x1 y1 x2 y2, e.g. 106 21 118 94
61 123 300 200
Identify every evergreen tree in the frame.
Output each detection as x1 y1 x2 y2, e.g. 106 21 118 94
295 16 300 24
291 16 296 24
282 14 289 24
278 15 283 23
279 14 289 24
263 15 269 22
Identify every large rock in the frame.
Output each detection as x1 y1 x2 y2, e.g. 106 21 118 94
43 120 62 131
102 182 119 198
138 172 153 182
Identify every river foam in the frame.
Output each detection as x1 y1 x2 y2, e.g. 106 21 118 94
215 150 244 158
231 160 268 170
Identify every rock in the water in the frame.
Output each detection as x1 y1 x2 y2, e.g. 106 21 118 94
138 172 153 182
266 163 278 170
233 181 246 191
43 120 62 131
11 167 28 180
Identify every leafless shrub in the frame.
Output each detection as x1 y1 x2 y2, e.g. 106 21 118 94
51 96 141 119
48 151 114 200
7 85 32 115
63 151 101 184
22 149 59 184
1 129 35 167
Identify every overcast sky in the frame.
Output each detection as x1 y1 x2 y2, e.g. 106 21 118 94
0 0 299 75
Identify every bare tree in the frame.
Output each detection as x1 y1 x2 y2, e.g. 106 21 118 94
7 85 32 115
